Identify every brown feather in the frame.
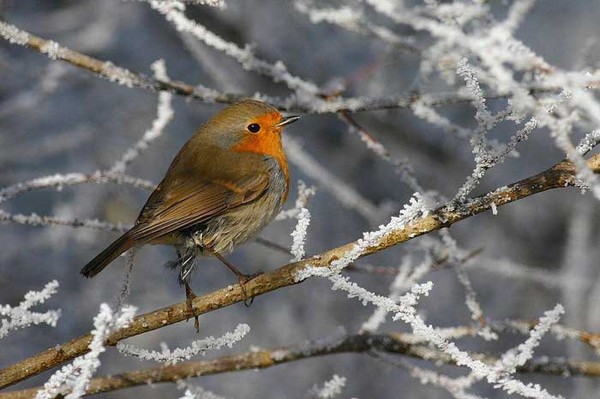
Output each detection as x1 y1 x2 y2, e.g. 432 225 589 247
129 172 270 243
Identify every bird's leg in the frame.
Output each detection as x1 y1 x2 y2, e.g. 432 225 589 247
204 246 262 307
184 282 200 332
175 246 200 332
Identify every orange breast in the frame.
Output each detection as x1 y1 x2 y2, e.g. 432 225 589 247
231 112 289 186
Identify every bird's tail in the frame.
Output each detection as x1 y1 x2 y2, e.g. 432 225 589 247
80 232 135 277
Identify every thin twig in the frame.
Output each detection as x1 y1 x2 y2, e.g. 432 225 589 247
0 172 154 204
0 21 565 114
0 21 242 104
255 236 407 276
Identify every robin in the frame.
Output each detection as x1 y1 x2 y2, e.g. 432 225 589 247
81 99 300 329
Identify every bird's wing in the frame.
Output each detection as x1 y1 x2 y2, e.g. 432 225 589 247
129 172 270 243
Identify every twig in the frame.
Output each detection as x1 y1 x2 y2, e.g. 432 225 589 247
284 137 382 221
1 154 599 388
0 210 125 233
2 332 598 399
253 237 291 255
393 321 600 354
0 172 154 204
149 1 321 96
255 236 403 276
0 21 242 105
338 110 429 195
0 21 565 114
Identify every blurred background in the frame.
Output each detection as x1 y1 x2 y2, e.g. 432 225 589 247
1 1 599 398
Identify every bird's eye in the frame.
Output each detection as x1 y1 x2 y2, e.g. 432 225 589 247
247 123 261 133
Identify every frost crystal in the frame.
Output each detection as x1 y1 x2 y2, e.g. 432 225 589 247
296 192 428 281
39 40 63 60
36 304 136 399
361 255 432 333
405 363 480 399
0 21 29 45
290 207 311 262
0 172 155 204
276 180 316 220
117 323 250 364
457 59 493 130
149 0 318 95
101 61 137 88
1 280 60 339
496 304 564 375
576 129 600 155
312 374 347 399
177 380 228 399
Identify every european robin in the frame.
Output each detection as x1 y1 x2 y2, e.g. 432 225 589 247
81 99 300 327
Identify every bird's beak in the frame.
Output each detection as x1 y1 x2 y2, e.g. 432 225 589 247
276 115 301 127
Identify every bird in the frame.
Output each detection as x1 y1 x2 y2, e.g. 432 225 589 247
81 99 300 329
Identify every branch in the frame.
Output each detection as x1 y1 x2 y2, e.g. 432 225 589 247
0 172 154 204
1 155 599 389
392 321 600 354
0 21 243 105
0 21 561 114
2 332 599 399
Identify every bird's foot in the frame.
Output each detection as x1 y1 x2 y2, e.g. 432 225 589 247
184 282 200 332
205 246 263 307
238 271 263 307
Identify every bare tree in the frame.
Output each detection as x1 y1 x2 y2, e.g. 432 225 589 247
1 1 600 398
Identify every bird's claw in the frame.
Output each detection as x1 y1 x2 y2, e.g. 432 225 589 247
238 271 263 307
184 283 200 332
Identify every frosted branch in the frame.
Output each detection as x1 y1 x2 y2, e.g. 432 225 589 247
7 329 599 398
338 110 429 194
290 207 311 262
3 155 600 389
35 304 136 399
276 181 316 220
149 1 320 97
285 137 382 221
453 117 537 203
495 305 565 376
117 323 250 364
360 255 432 333
294 0 418 51
0 281 60 339
455 266 497 340
576 130 600 155
109 59 174 174
0 20 243 105
411 96 471 138
373 355 482 399
0 172 154 204
317 271 558 397
296 192 429 280
0 209 126 233
457 59 493 130
136 0 226 7
298 197 565 399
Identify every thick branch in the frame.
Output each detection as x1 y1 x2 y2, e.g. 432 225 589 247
2 332 599 399
1 155 598 389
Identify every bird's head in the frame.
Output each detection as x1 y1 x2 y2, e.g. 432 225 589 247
202 99 300 173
